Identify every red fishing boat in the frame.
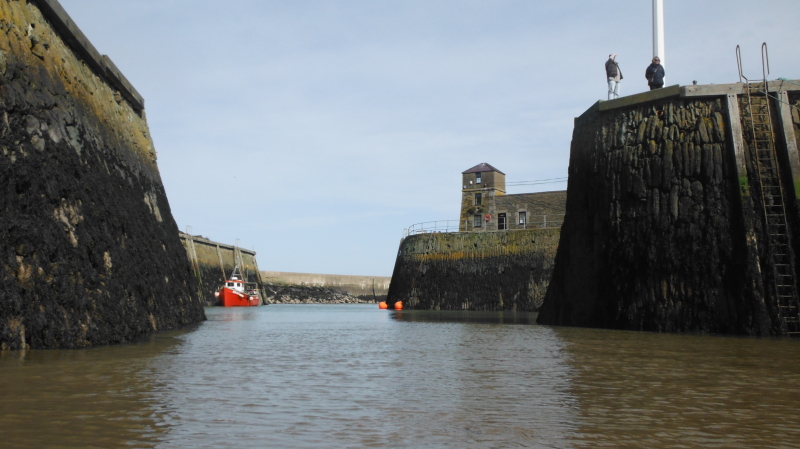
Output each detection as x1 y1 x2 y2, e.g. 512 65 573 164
215 265 261 307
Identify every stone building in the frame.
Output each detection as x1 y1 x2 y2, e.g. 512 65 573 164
458 163 566 232
386 164 567 311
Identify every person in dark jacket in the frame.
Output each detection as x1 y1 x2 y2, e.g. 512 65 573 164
645 57 665 90
605 54 622 99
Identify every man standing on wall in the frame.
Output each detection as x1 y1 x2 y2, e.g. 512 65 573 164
605 54 622 100
645 57 665 90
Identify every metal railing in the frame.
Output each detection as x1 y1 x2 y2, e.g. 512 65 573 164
402 214 565 238
403 220 460 238
517 214 565 229
737 44 800 115
464 214 565 231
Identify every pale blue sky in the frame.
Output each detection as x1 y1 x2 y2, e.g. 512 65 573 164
58 0 800 276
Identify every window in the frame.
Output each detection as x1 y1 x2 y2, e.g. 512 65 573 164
498 213 507 230
476 172 482 184
519 211 527 226
473 214 482 227
475 193 482 205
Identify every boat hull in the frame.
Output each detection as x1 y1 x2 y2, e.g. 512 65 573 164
219 287 260 307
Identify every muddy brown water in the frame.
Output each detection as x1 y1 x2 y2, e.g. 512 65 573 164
1 304 799 448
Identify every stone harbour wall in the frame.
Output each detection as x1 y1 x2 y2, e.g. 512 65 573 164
180 233 263 306
262 283 370 304
387 229 560 311
260 271 390 300
0 0 205 349
538 82 800 336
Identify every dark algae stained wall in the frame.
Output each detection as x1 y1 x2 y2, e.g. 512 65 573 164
387 229 560 311
538 82 800 336
0 0 205 349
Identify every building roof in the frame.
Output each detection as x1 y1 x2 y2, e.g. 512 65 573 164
462 163 505 175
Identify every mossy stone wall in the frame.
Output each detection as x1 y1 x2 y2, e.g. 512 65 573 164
387 229 560 311
0 0 205 349
539 90 800 335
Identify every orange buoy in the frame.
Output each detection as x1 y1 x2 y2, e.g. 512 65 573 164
378 301 388 309
394 301 403 310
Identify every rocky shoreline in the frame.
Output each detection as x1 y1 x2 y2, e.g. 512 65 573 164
262 283 376 305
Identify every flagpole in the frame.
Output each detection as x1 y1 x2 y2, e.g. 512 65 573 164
653 0 665 66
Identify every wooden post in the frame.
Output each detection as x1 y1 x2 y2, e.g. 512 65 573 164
776 90 800 202
216 244 225 279
726 93 750 198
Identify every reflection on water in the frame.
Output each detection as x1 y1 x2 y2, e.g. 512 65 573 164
1 305 800 448
144 305 577 448
205 310 260 322
555 327 800 448
0 327 195 448
391 309 539 325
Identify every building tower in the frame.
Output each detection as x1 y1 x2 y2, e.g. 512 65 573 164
459 163 506 231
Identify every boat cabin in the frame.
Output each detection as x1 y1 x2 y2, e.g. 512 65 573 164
225 279 245 292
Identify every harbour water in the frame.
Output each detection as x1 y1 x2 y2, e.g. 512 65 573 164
2 304 800 448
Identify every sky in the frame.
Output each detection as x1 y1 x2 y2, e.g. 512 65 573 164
57 0 800 277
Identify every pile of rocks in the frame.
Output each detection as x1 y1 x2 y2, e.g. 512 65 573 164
262 284 374 304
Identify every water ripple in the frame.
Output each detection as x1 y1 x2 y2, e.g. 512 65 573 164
2 305 800 448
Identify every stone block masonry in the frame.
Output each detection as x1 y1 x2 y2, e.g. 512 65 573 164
180 233 263 306
460 190 566 232
387 229 560 311
261 271 391 300
538 81 800 336
0 0 205 349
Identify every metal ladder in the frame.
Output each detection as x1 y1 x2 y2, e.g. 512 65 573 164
737 43 800 334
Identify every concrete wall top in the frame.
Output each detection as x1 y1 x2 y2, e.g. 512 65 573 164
30 0 144 111
262 271 391 283
178 232 257 256
578 80 800 122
